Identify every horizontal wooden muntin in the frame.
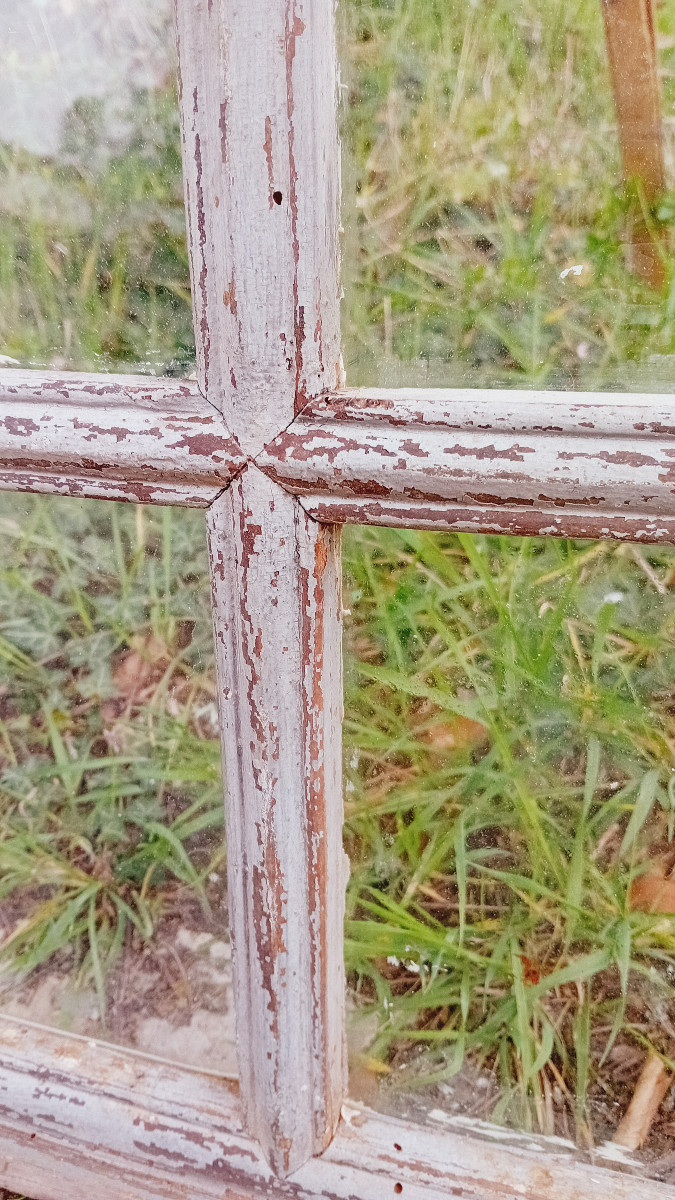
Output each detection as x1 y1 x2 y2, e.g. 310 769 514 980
259 385 675 541
3 371 675 540
0 1015 666 1200
0 370 244 506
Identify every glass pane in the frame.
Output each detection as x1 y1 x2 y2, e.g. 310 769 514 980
344 526 675 1180
0 0 192 375
340 0 675 392
0 495 233 1075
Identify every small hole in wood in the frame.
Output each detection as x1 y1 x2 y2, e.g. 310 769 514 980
273 190 283 205
394 1143 402 1152
394 1184 403 1194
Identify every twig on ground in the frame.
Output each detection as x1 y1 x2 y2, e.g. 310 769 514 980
613 1052 673 1151
630 546 668 595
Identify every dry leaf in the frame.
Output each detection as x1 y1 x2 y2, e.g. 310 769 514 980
629 871 675 914
113 634 171 704
421 715 489 753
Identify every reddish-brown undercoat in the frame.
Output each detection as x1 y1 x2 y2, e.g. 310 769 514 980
193 130 211 395
262 428 370 465
401 438 429 458
443 441 537 462
251 843 285 1041
559 448 658 467
4 416 39 436
303 497 675 542
223 273 238 319
285 3 307 414
466 492 536 507
538 492 605 508
643 421 675 435
314 299 324 375
166 431 234 459
70 420 131 441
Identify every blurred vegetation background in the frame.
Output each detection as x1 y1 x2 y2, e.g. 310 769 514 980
2 0 675 1166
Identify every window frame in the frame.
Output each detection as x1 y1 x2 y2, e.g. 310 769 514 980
0 0 671 1194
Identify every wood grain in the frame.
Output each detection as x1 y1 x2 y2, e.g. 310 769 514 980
206 465 346 1175
0 1015 668 1200
0 369 243 505
175 0 343 455
258 387 675 541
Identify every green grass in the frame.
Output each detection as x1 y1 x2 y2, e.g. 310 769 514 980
341 0 675 390
343 527 675 1138
1 0 675 1153
0 497 223 1020
0 90 193 373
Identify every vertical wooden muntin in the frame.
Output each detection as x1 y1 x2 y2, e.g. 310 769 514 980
175 0 346 1177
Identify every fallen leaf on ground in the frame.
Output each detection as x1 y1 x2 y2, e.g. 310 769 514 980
113 634 171 705
421 716 489 753
629 870 675 914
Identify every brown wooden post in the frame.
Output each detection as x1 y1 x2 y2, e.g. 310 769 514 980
602 0 667 287
175 0 347 1176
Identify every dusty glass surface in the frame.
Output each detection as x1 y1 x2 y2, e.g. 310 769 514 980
340 0 675 391
0 0 192 374
343 527 675 1181
0 495 233 1075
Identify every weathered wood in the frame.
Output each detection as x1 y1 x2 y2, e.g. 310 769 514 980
602 0 665 197
6 372 675 538
206 465 346 1176
0 369 243 505
602 0 666 286
0 1015 669 1200
176 0 347 1173
175 0 343 455
257 387 675 541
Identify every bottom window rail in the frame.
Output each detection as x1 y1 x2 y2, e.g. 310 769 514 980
0 1014 667 1200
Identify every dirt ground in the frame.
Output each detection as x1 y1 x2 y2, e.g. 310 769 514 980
0 900 237 1076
